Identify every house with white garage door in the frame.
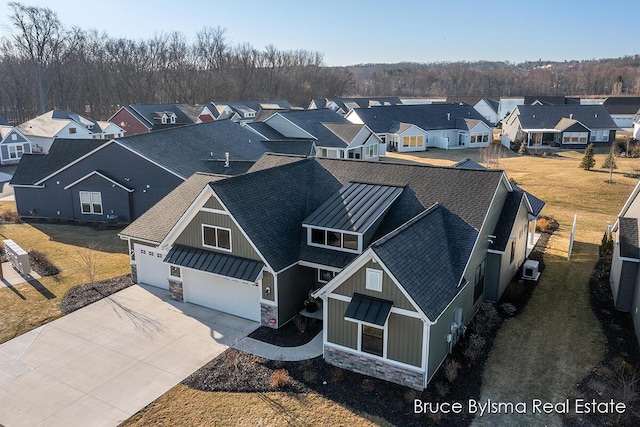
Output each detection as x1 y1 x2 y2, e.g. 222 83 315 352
119 153 544 389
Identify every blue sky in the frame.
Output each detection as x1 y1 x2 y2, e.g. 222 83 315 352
1 0 638 66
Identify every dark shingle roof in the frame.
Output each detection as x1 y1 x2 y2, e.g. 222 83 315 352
481 98 499 113
164 244 264 282
304 182 404 233
619 217 640 259
272 109 348 134
128 103 199 127
116 120 270 179
512 184 545 216
514 105 617 130
603 97 640 115
214 155 504 271
11 139 106 185
120 172 226 244
351 103 490 133
372 204 478 320
490 191 525 251
452 158 486 170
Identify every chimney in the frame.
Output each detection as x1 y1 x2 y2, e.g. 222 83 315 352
224 152 230 168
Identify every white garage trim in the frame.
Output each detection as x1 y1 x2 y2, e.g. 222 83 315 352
134 243 169 289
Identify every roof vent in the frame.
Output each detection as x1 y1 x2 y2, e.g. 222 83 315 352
570 113 573 119
447 113 451 121
224 152 230 168
533 114 536 118
595 113 598 117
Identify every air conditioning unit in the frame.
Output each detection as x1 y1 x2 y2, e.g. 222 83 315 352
522 260 540 281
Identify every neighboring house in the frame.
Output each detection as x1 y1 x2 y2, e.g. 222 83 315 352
0 126 32 165
609 180 640 346
108 103 201 136
0 113 8 125
633 110 640 139
199 100 293 123
502 105 618 148
309 97 402 116
497 97 525 123
120 153 544 390
603 97 640 129
246 109 383 160
17 110 124 154
346 104 493 152
10 120 281 223
474 98 500 125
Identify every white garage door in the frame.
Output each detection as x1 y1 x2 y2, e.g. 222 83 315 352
183 268 260 322
134 244 169 289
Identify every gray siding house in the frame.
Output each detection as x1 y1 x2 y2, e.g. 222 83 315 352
120 154 544 390
0 126 32 165
610 180 640 346
10 120 285 223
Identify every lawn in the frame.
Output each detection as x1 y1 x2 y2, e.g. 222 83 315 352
0 201 130 344
391 147 635 425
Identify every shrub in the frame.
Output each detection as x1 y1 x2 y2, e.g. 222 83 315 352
536 218 552 232
293 315 307 334
362 378 375 392
601 232 614 255
444 359 461 383
435 381 449 397
302 369 318 384
518 141 528 155
28 250 60 276
270 369 289 388
0 210 21 224
329 366 345 382
463 333 487 362
500 302 517 318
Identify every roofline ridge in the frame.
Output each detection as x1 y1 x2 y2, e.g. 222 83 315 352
372 203 442 248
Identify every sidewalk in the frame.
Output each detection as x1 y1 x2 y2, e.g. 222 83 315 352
232 331 323 361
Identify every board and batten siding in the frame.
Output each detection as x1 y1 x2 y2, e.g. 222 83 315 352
387 313 423 367
333 260 417 312
277 265 315 326
427 289 467 380
173 211 261 261
261 271 275 301
327 297 358 349
617 261 638 311
203 195 225 211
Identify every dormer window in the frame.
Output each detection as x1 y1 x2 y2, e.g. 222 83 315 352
170 114 176 124
161 115 168 124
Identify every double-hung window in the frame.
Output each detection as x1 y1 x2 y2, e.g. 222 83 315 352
80 191 102 214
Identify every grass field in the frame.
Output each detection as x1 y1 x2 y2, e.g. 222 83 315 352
0 201 130 344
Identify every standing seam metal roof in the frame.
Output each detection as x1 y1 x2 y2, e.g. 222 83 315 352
303 182 404 233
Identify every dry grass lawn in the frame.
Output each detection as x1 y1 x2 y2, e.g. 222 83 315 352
122 385 389 427
0 201 129 344
390 147 635 425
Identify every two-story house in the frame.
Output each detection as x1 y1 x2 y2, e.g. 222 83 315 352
119 153 544 390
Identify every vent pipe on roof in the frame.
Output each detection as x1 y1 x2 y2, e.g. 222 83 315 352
570 113 573 119
224 152 230 168
447 113 451 121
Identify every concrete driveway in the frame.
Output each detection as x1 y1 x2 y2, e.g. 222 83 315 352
0 284 259 427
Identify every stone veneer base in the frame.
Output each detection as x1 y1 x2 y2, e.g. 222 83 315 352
260 303 278 328
169 279 183 302
130 264 138 284
324 345 425 390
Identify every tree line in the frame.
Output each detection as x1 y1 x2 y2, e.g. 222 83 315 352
1 2 639 124
0 2 354 122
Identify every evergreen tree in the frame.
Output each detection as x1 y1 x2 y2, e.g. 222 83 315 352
518 141 528 155
601 149 618 170
580 143 596 170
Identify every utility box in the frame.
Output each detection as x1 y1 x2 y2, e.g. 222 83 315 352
4 239 31 276
521 259 540 281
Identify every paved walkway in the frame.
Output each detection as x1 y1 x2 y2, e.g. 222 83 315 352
0 284 259 427
233 331 323 361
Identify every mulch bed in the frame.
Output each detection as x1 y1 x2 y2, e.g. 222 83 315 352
182 225 557 426
60 275 133 314
563 248 640 426
248 315 322 347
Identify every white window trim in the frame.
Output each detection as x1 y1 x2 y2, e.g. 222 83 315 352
201 224 233 252
366 268 383 292
79 191 102 215
306 227 362 254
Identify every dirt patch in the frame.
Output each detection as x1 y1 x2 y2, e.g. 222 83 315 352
60 275 133 314
563 249 640 426
248 315 322 347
